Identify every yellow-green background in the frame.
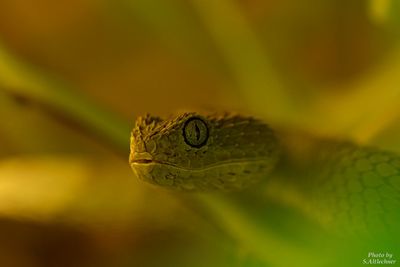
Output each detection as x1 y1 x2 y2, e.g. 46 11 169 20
0 0 399 266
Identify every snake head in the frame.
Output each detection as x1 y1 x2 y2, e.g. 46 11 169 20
130 112 280 191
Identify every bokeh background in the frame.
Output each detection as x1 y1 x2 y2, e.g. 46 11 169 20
0 0 399 266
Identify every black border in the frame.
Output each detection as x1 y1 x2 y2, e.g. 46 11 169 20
182 117 209 148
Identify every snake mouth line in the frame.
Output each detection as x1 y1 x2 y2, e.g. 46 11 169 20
132 159 154 164
131 158 272 171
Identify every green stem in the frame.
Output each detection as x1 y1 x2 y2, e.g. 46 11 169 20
0 41 130 152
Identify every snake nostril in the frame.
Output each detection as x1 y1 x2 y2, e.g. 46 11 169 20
146 140 157 153
134 141 146 153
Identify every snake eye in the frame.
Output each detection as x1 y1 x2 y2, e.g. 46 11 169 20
183 117 209 148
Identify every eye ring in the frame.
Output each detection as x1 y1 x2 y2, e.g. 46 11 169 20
183 117 209 148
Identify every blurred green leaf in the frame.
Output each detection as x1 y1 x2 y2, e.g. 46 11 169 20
0 40 130 153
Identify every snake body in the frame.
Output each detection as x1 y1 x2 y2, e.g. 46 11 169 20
129 112 400 235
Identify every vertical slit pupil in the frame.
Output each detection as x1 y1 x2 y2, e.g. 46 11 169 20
183 117 208 148
195 123 200 141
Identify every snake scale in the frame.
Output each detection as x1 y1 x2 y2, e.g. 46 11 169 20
129 112 400 236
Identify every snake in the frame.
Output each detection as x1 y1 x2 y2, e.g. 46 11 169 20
129 112 400 240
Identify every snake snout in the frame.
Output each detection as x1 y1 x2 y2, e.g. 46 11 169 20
129 152 154 164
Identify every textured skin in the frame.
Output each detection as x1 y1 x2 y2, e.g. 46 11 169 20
129 112 400 233
130 112 280 190
276 139 400 234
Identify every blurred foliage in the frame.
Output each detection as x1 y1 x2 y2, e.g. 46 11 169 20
0 0 400 266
